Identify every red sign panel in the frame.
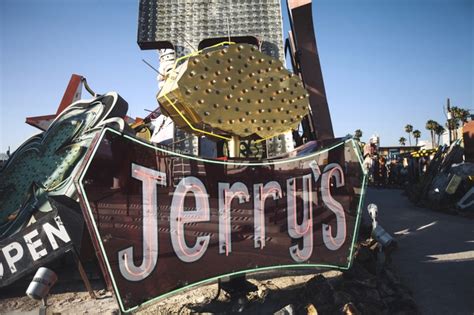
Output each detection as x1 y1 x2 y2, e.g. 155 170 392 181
75 127 366 312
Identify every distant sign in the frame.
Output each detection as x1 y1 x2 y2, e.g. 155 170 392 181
75 127 366 312
0 210 73 287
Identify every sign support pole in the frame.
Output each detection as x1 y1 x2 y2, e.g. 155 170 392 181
71 248 96 299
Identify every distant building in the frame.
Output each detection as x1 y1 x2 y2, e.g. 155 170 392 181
417 140 431 149
378 146 421 160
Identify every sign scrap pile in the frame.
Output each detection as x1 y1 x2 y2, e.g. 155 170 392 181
0 1 368 314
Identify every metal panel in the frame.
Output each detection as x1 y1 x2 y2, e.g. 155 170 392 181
157 43 310 140
138 0 284 61
266 131 295 158
173 129 198 156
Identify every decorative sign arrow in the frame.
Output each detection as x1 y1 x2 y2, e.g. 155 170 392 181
75 127 366 312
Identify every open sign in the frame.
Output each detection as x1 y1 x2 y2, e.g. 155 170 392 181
0 211 73 287
75 127 366 312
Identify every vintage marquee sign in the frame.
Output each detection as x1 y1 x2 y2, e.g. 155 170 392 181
75 127 366 312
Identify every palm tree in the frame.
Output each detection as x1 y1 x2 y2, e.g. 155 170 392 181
354 129 363 141
399 137 406 146
413 130 421 146
425 120 439 148
435 124 445 146
448 106 471 141
405 124 413 146
446 119 459 141
451 106 470 124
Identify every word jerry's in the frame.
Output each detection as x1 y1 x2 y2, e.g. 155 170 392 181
119 161 347 281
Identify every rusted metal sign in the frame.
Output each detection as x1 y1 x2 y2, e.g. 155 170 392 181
75 127 366 312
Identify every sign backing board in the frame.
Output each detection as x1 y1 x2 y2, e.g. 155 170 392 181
75 127 366 312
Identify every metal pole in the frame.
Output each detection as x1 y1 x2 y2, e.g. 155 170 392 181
71 249 96 299
447 98 452 144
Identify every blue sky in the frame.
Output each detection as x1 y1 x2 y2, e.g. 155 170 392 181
1 0 472 152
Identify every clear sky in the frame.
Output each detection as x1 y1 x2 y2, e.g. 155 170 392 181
1 0 472 153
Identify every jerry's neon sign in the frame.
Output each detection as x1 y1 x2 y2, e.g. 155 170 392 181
76 128 365 312
118 161 346 281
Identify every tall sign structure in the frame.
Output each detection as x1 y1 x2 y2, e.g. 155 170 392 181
138 0 335 156
138 0 285 61
138 0 290 157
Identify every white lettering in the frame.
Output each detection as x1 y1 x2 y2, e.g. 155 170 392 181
218 182 250 256
287 175 314 262
44 217 71 250
23 229 47 261
113 159 350 271
118 163 165 281
321 163 347 250
253 181 282 249
2 242 24 274
170 177 210 263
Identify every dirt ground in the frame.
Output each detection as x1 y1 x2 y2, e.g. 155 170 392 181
0 238 418 315
0 271 341 315
0 272 327 314
1 289 117 314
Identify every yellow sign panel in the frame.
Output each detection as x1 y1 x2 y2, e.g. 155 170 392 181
157 44 310 139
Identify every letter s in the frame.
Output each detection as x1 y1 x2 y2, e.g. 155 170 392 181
321 163 346 251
